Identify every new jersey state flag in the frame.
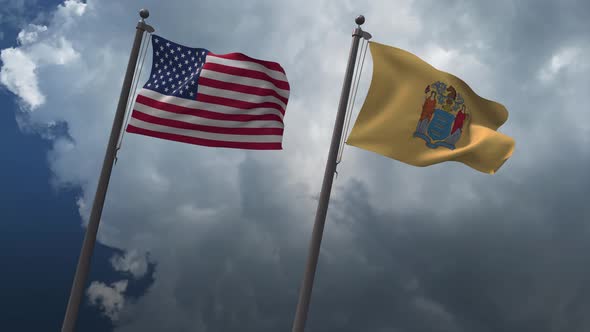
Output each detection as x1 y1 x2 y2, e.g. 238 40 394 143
346 42 515 174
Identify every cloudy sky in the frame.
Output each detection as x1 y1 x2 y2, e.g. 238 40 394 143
1 0 589 331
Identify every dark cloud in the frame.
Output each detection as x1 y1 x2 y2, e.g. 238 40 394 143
302 142 590 331
111 138 589 332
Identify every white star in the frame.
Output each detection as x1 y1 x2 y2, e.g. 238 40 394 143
155 84 159 88
174 56 179 61
178 63 182 68
154 38 159 43
169 77 173 82
155 51 160 56
170 49 175 54
169 60 173 66
184 60 189 64
191 57 195 61
160 75 164 79
152 74 156 78
166 72 171 76
147 83 151 87
178 80 182 85
160 46 164 51
165 53 169 58
166 42 170 47
164 65 168 70
164 87 169 92
182 70 186 75
191 80 195 84
160 58 164 63
158 69 162 74
172 68 176 72
189 92 194 96
177 46 181 51
175 74 179 79
154 79 158 83
172 84 176 88
181 53 185 58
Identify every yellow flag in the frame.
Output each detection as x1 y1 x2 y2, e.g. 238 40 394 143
346 42 515 174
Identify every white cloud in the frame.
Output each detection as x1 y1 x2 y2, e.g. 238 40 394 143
0 35 79 109
413 296 456 326
538 46 581 82
0 1 83 110
87 280 128 321
17 25 48 45
110 250 149 279
0 47 44 108
59 0 86 16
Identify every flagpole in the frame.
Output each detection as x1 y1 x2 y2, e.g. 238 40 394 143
61 9 154 332
292 15 366 332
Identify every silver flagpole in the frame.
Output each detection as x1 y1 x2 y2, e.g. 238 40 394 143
61 9 155 332
292 15 368 332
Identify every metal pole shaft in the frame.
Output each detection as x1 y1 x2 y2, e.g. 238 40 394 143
292 19 365 332
61 12 151 332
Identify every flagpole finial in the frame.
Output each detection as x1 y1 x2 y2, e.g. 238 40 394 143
139 9 149 19
355 15 365 26
137 9 155 33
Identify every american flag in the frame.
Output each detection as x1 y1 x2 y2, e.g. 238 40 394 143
127 35 290 150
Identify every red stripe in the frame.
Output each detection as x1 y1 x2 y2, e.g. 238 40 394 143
196 93 285 114
208 53 286 74
202 63 290 91
131 110 284 136
136 94 284 123
126 124 282 150
198 77 289 105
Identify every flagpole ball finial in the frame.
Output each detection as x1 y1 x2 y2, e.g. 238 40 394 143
355 15 365 25
139 9 149 19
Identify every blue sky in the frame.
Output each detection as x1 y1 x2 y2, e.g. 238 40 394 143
1 0 589 331
0 1 153 330
0 33 111 332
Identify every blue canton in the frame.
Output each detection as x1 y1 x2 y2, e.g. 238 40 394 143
144 35 209 100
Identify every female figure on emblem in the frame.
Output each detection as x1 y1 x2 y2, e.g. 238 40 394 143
445 105 469 146
416 90 437 134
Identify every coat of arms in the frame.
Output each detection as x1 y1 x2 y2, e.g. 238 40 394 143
413 81 469 150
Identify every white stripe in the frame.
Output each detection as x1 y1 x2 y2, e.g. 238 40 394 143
199 70 290 99
197 85 287 110
137 89 285 120
206 55 288 82
128 117 283 143
133 103 284 128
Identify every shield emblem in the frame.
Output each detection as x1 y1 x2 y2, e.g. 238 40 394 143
427 109 455 141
